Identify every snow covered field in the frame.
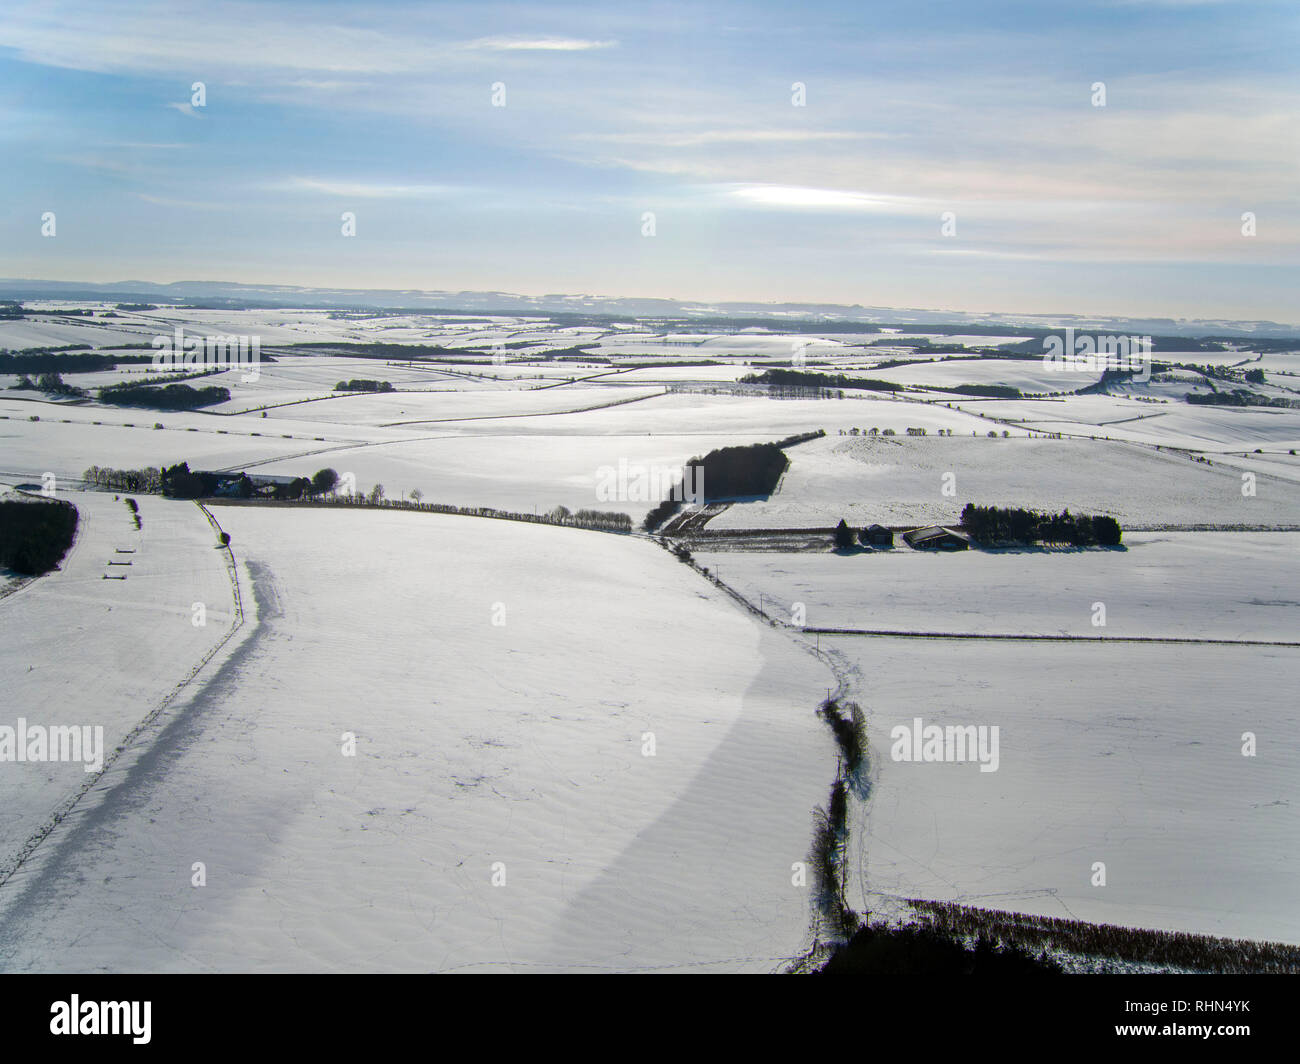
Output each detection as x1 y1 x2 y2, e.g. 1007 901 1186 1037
835 638 1300 945
0 507 835 972
707 434 1300 529
695 533 1300 640
853 357 1100 394
0 492 235 878
3 307 1298 971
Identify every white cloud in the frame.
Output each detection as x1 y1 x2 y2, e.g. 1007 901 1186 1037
723 184 921 212
466 37 616 51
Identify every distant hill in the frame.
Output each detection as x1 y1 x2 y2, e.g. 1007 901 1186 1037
0 277 1296 340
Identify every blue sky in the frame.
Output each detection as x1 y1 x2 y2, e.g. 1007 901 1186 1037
1 0 1296 321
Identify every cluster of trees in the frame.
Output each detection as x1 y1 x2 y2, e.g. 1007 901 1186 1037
160 463 224 499
741 368 902 393
691 441 789 499
549 505 634 531
960 503 1121 547
11 372 86 397
83 465 163 493
0 498 79 575
772 429 826 448
98 381 231 410
644 439 795 531
334 379 395 392
1187 389 1295 408
936 383 1023 399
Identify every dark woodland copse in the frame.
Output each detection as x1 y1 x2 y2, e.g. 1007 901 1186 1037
98 381 230 410
334 379 395 392
688 441 789 499
0 498 79 575
741 368 902 393
960 503 1122 547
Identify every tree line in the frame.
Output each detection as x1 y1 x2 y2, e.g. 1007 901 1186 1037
960 503 1121 546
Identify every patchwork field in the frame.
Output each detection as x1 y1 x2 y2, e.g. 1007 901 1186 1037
3 305 1298 972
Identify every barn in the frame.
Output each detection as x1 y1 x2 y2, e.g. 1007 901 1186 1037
902 526 970 551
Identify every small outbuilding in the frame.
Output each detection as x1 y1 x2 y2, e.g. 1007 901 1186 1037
902 526 970 551
861 523 894 547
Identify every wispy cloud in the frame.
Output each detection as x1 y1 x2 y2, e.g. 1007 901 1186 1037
723 184 922 212
466 36 616 51
580 130 877 147
271 177 457 199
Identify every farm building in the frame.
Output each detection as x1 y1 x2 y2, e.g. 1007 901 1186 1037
861 523 894 547
902 526 970 551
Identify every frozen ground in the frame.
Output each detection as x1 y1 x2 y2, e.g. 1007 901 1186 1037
0 491 234 877
833 637 1300 945
696 532 1300 641
707 434 1300 528
0 507 835 972
3 308 1298 969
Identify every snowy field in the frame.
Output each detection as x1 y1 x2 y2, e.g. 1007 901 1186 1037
695 533 1300 640
852 357 1101 394
836 637 1300 945
707 434 1300 529
3 306 1299 971
0 492 234 877
0 507 835 972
